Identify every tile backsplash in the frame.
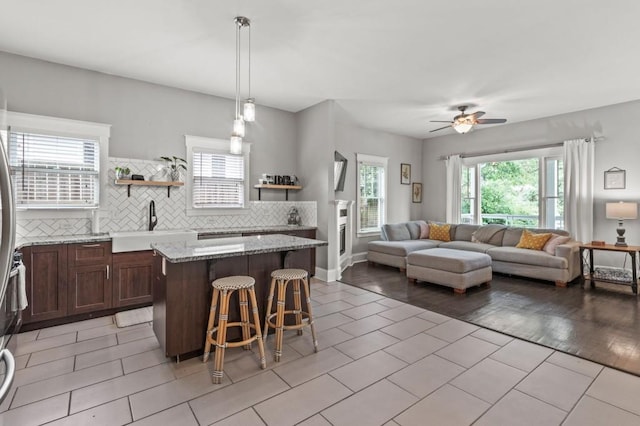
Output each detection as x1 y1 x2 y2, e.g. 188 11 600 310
15 157 317 239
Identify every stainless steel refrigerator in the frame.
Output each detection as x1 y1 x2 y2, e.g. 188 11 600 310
0 88 18 403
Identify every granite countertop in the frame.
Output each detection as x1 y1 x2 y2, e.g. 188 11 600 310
16 233 111 249
15 225 318 250
152 234 327 263
194 225 317 236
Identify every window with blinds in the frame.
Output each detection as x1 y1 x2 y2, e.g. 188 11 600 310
356 153 388 235
192 150 245 208
8 130 100 208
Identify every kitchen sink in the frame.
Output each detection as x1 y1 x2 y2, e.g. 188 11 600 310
110 229 198 253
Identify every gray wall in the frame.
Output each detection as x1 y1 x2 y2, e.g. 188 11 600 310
422 99 640 262
334 104 423 254
0 51 298 202
295 101 334 270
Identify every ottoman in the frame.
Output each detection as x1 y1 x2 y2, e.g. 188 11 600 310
407 248 492 294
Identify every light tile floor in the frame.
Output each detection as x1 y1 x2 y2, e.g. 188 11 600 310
3 279 640 425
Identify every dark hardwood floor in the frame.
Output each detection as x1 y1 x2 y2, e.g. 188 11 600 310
340 262 640 376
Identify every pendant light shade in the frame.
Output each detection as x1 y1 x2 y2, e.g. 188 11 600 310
229 16 254 153
230 135 243 155
233 118 245 137
243 98 255 122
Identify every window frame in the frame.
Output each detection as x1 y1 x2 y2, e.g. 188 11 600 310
185 135 251 216
460 147 563 229
3 112 110 218
356 153 388 237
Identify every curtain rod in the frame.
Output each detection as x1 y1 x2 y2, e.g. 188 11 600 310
438 136 603 161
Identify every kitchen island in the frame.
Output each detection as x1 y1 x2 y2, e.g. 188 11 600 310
151 234 327 360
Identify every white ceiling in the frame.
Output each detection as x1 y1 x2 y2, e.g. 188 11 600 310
1 0 639 139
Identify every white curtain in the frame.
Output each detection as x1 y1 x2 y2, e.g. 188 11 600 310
445 154 462 223
563 138 594 243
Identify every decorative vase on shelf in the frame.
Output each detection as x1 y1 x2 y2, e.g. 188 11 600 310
160 156 187 183
115 166 131 180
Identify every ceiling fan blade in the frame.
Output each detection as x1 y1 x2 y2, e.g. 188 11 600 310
476 118 507 124
430 125 452 132
470 111 485 119
430 120 454 123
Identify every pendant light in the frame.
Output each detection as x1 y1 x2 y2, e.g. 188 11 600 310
230 16 253 154
243 18 256 122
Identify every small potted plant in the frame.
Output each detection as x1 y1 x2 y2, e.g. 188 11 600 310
160 156 187 181
115 166 131 180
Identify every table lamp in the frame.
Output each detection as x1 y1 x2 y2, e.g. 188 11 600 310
606 201 638 246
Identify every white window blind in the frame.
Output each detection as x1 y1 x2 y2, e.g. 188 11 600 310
8 130 100 208
192 150 245 208
356 153 388 235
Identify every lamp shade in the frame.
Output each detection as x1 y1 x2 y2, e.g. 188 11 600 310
606 202 638 220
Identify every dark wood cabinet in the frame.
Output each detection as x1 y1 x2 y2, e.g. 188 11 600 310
21 244 68 323
68 242 112 315
112 250 154 307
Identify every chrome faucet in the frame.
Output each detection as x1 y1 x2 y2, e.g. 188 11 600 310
149 200 158 231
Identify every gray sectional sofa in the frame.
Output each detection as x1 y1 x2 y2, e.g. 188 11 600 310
367 221 582 286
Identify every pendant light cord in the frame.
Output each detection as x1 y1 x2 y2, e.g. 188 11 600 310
235 20 241 119
247 24 251 99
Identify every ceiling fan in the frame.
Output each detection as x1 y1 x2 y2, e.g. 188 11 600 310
430 105 507 134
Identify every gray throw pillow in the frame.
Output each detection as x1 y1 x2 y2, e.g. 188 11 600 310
472 224 507 245
382 223 411 241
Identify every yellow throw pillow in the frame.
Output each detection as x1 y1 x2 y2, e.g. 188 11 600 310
516 229 552 250
428 223 451 242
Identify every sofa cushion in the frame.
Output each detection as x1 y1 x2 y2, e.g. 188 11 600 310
428 223 452 242
439 241 496 253
368 240 438 257
408 248 491 273
516 230 552 250
382 223 411 241
472 224 507 245
502 228 524 247
406 220 427 240
454 224 480 242
543 234 571 255
419 222 430 239
487 246 568 269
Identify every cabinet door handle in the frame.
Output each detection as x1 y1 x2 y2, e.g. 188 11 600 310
82 244 101 248
106 265 110 280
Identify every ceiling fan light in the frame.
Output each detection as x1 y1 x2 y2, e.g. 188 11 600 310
230 134 243 154
453 122 473 134
243 98 255 122
233 118 245 137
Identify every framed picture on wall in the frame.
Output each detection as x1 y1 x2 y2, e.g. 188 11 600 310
604 167 625 189
401 163 411 185
412 182 422 203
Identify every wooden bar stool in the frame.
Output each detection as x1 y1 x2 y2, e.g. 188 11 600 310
263 268 318 361
203 275 266 384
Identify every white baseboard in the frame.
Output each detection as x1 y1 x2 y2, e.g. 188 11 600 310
316 253 367 283
351 251 368 263
314 267 328 282
314 267 342 282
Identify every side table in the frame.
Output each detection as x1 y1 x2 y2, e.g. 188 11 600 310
579 243 640 294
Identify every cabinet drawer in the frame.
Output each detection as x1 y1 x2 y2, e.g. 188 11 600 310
68 242 112 267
